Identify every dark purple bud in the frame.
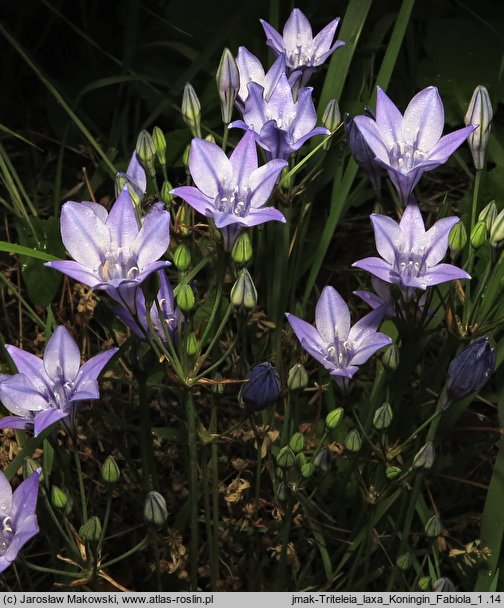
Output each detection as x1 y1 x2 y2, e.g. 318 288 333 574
443 336 496 408
344 111 382 193
240 362 281 412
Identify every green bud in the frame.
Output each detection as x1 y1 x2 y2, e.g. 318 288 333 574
230 268 257 312
186 332 199 357
182 144 191 170
301 462 315 478
160 181 174 208
152 126 167 166
144 491 168 527
344 429 362 453
418 577 431 592
275 481 287 502
136 130 156 178
175 204 191 236
470 220 487 249
433 578 456 592
176 284 195 313
382 344 400 370
289 432 305 454
479 200 497 231
23 458 41 481
205 134 216 144
211 372 225 395
465 85 493 171
51 485 68 510
80 516 102 543
489 208 504 247
287 363 308 391
276 446 296 469
425 514 442 537
396 553 411 571
296 452 307 468
326 407 344 430
101 456 120 485
216 48 240 124
448 222 467 256
413 442 435 470
182 83 201 138
386 466 401 479
322 99 341 132
173 243 192 271
373 402 393 430
314 448 331 472
231 231 253 266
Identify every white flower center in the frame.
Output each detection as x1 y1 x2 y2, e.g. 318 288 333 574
325 339 354 368
0 516 13 556
394 246 432 289
214 184 251 218
287 37 316 68
100 248 139 282
390 141 425 173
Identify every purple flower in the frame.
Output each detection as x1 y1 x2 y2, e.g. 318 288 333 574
115 271 182 343
344 111 382 194
115 151 147 202
235 47 286 109
354 277 396 317
286 286 392 386
45 189 171 308
171 130 287 250
0 469 41 573
230 73 329 161
0 326 117 435
354 87 476 204
352 204 471 292
260 8 344 87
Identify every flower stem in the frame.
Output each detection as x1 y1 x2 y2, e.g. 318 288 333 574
210 398 220 586
100 536 149 569
73 445 88 523
185 389 199 590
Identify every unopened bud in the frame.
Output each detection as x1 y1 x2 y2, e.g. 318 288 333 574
230 268 257 312
465 85 493 170
325 407 344 430
289 432 305 454
314 448 331 472
275 481 287 502
173 244 192 271
448 221 467 256
161 181 174 208
211 372 225 395
182 83 201 138
322 99 341 133
176 284 195 313
344 429 362 453
433 578 456 592
287 363 308 391
186 332 199 357
382 344 399 370
425 514 442 537
80 516 102 543
396 553 411 571
301 462 315 478
175 204 191 236
216 48 240 124
276 446 296 469
373 402 393 430
489 208 504 247
240 362 281 412
344 111 381 193
182 144 191 169
152 127 167 166
136 130 156 178
101 456 120 485
23 458 41 480
51 485 69 510
144 491 168 527
231 231 253 266
479 200 497 231
470 220 487 249
418 577 431 591
386 466 401 479
413 442 435 470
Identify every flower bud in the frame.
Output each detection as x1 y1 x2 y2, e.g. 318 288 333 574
205 134 216 145
344 429 362 453
230 268 257 312
173 243 192 271
418 577 430 592
413 442 435 470
382 344 400 370
240 362 281 412
182 83 201 138
425 514 442 537
289 432 305 454
161 181 174 208
152 127 167 166
433 577 456 592
448 221 467 257
23 458 41 480
144 491 168 527
182 144 191 170
479 200 497 231
325 407 344 430
176 284 195 313
465 85 493 170
275 481 287 502
287 363 308 391
136 130 156 178
322 99 341 133
489 208 504 247
373 402 393 430
470 219 487 249
314 448 331 472
211 372 225 395
174 203 191 236
276 446 296 469
216 48 240 124
301 462 315 478
186 332 199 357
396 553 411 571
443 336 496 408
231 231 253 266
51 485 69 510
296 452 307 468
101 456 120 485
344 111 381 193
80 516 102 543
386 466 401 479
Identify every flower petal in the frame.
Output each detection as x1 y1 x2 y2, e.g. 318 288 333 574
312 18 340 56
399 203 426 251
375 87 404 150
0 472 12 516
370 213 403 265
229 130 258 187
0 374 49 414
126 151 147 194
349 332 392 365
0 416 32 431
283 8 312 49
44 260 101 288
249 159 287 208
286 312 325 353
43 326 81 383
133 207 170 270
290 87 318 142
354 115 391 165
106 189 139 252
423 217 460 267
189 138 232 198
243 207 286 226
315 286 351 343
236 47 265 102
73 348 118 393
425 126 476 164
402 86 444 151
171 186 214 218
11 470 40 526
259 19 285 54
352 257 395 284
60 201 109 269
3 514 39 567
422 263 471 286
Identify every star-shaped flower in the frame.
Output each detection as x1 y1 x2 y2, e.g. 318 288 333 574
235 47 286 109
354 87 476 204
0 326 117 435
171 130 287 250
352 204 471 290
286 286 391 386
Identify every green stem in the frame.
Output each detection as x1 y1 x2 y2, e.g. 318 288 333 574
24 562 83 578
101 536 149 569
464 169 482 321
98 491 112 555
210 399 220 586
275 494 294 591
41 490 80 560
73 446 88 523
186 390 199 590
